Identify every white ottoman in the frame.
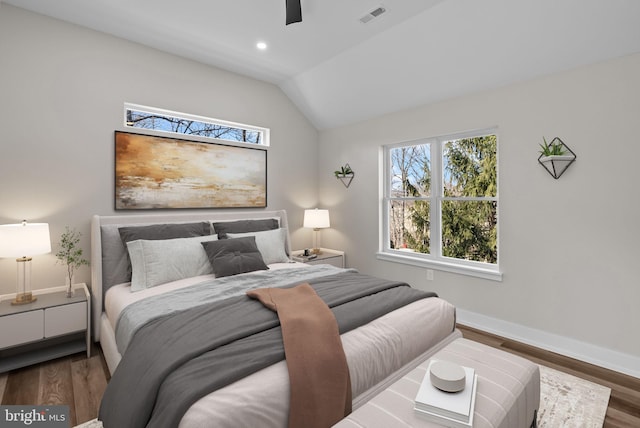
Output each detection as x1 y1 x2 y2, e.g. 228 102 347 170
335 338 540 428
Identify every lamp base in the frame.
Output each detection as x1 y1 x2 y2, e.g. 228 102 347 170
11 292 37 305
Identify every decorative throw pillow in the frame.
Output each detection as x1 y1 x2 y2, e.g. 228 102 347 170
118 222 213 281
118 222 212 244
201 237 269 278
127 235 218 292
211 218 279 239
226 228 289 264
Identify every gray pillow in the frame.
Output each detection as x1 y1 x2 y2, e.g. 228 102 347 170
127 235 218 291
118 222 212 280
211 218 278 239
227 228 289 264
119 222 211 244
201 237 268 278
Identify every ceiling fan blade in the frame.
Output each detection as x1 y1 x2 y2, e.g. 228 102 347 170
286 0 302 25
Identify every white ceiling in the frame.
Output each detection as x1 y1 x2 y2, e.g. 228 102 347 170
4 0 640 129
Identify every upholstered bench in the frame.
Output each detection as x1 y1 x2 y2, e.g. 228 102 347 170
335 338 540 428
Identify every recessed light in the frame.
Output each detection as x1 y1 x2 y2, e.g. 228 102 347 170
256 42 267 50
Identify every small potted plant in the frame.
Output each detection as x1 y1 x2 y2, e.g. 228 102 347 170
538 137 572 162
55 226 89 297
334 163 355 188
334 164 354 178
538 137 577 179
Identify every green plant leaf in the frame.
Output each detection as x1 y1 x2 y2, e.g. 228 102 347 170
55 226 89 284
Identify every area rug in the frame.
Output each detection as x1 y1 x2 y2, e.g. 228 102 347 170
74 365 611 428
538 364 610 428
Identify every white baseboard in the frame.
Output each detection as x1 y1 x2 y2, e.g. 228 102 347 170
456 309 640 379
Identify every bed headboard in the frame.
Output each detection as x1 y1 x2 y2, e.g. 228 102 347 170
90 210 290 341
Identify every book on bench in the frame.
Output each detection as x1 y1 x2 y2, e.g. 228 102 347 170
414 360 477 428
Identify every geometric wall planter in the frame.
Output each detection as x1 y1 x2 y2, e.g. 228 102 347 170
337 174 355 188
334 163 355 188
538 137 576 179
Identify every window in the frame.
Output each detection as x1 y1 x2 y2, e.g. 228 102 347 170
380 129 500 280
124 103 269 146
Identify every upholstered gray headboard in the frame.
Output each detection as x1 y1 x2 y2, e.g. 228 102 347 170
90 210 290 341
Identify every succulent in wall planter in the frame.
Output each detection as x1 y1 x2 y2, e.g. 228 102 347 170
334 164 354 188
538 137 572 162
537 137 577 179
334 164 353 177
55 226 89 297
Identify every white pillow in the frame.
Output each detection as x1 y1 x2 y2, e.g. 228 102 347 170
127 235 218 292
226 228 289 265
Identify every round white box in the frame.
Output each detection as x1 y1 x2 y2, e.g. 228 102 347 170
430 360 466 392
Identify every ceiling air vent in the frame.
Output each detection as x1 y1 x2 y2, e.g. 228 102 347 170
359 6 386 24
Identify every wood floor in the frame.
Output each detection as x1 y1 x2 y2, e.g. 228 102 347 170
0 328 638 427
0 343 109 427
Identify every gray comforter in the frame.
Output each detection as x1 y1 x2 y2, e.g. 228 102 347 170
115 265 350 354
99 269 436 428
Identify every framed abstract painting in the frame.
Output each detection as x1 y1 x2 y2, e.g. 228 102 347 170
115 131 267 209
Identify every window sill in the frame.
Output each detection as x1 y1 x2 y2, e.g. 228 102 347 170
376 251 503 282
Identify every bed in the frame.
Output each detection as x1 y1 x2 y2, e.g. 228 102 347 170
90 210 460 428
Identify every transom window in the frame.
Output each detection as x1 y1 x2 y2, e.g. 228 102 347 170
124 103 269 146
380 128 500 280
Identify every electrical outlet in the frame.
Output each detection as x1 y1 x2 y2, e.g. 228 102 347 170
426 269 434 281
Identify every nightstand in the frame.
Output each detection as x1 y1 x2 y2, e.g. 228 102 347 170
292 248 345 268
0 283 90 373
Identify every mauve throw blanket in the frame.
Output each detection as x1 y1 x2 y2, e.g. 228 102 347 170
248 284 352 428
99 271 437 428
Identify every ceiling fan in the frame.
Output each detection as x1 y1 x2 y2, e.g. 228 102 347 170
286 0 302 25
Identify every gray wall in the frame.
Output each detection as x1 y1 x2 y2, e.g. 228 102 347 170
318 53 640 374
0 5 319 292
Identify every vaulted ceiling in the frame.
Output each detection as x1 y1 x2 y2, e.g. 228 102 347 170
4 0 640 129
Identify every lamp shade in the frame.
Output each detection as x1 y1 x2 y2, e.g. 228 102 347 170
0 222 51 258
303 209 330 229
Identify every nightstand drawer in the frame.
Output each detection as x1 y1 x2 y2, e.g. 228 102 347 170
0 284 90 373
306 256 343 268
0 310 44 348
44 301 87 337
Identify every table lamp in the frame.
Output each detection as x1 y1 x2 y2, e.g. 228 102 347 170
303 209 330 254
0 221 51 305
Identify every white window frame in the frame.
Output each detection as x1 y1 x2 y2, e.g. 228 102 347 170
378 128 502 281
124 103 270 147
